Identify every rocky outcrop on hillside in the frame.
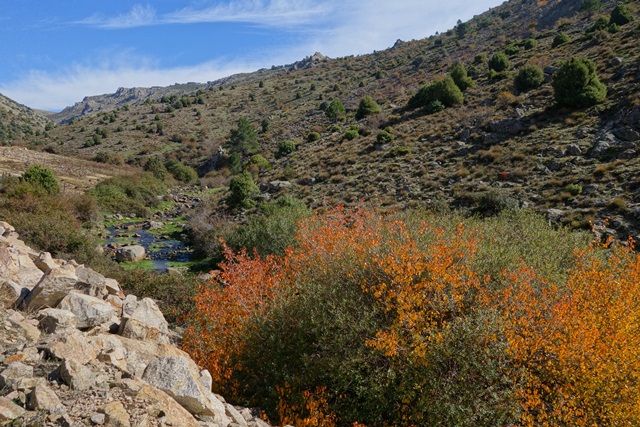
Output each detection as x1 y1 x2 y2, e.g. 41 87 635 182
0 221 271 427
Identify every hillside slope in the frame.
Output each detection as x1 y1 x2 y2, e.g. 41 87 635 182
0 93 51 145
17 0 640 241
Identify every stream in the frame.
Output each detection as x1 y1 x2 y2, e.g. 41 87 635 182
104 222 192 271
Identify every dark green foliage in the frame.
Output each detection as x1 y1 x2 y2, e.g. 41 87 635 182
588 16 610 33
227 171 259 209
489 52 511 72
228 118 259 155
143 157 168 181
165 159 198 183
261 118 270 133
343 128 360 141
224 197 311 258
450 63 475 92
514 64 545 92
580 0 603 13
552 32 570 47
376 130 395 144
523 38 537 49
89 173 166 217
22 164 60 195
425 100 446 114
387 146 411 157
250 154 271 171
355 96 381 119
325 99 346 120
473 190 519 217
456 20 469 38
276 139 297 158
307 131 320 142
610 4 633 26
408 76 464 111
504 44 520 55
227 152 243 175
552 57 607 108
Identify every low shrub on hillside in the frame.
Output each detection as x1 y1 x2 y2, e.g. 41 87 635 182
552 32 570 47
21 164 60 195
488 52 511 72
276 139 297 158
355 96 381 120
227 171 259 209
450 62 475 92
514 64 545 92
552 56 606 108
408 76 464 112
165 159 198 183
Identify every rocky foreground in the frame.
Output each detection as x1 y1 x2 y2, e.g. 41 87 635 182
0 221 271 427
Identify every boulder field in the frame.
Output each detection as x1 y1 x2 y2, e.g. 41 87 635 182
0 221 272 427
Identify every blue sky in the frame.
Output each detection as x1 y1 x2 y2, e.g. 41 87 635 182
0 0 504 111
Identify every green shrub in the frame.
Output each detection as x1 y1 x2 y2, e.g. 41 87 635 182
450 62 475 92
0 193 99 262
89 173 166 216
143 157 168 181
324 99 346 120
307 131 320 142
514 64 545 92
165 159 198 183
276 139 297 158
355 96 381 119
343 129 360 141
227 118 259 155
565 183 583 195
424 100 446 114
523 38 538 49
588 16 610 33
224 196 311 258
580 0 602 13
552 32 570 47
387 146 411 157
21 164 60 195
552 57 607 108
376 130 395 144
488 52 511 72
473 190 519 217
250 154 271 171
408 76 464 110
610 4 633 26
94 151 124 165
504 44 520 55
227 171 259 209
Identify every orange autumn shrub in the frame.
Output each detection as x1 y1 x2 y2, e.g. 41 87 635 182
182 244 284 395
183 205 640 427
488 243 640 427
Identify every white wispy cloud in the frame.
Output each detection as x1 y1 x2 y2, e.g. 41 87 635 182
77 4 158 29
0 57 258 111
77 1 333 30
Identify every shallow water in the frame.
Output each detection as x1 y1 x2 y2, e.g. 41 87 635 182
105 223 192 271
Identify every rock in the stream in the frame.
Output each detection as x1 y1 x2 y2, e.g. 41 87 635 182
115 245 146 262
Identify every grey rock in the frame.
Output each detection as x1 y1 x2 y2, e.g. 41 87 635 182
60 359 95 391
142 356 226 418
614 126 640 142
27 382 65 414
0 362 34 391
76 267 109 297
25 264 78 310
0 396 26 424
0 279 28 308
118 297 169 343
34 251 57 273
38 308 78 333
489 118 525 135
57 292 116 329
115 245 146 262
566 144 582 156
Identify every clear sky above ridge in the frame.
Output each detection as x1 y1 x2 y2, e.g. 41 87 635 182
0 0 504 111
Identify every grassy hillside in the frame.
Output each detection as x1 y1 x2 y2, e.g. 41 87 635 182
11 0 640 242
0 93 51 144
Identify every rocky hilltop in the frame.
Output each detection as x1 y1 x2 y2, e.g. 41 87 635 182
0 221 271 427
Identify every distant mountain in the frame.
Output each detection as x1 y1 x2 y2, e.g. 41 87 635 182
0 93 51 144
